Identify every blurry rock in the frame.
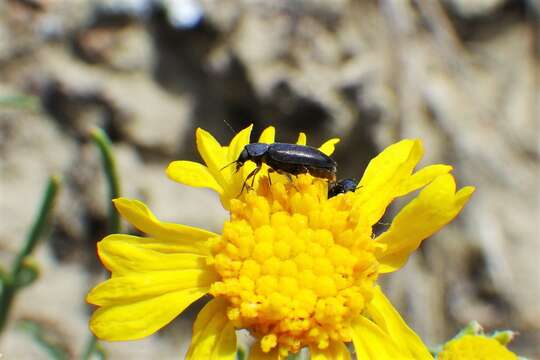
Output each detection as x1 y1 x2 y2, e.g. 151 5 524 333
0 112 76 253
75 22 155 72
444 0 508 17
34 47 192 154
106 74 192 154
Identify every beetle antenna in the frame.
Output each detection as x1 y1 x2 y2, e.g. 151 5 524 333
220 160 238 171
223 120 237 135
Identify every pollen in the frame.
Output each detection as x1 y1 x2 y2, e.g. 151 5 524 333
209 174 379 355
437 335 518 360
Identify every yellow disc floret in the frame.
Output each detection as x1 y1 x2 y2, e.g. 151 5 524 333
438 335 518 360
209 174 379 356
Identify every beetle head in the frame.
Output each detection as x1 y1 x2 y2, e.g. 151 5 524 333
328 178 359 198
235 148 250 171
233 143 267 171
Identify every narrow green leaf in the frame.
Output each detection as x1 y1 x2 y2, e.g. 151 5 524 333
0 94 40 111
18 319 69 360
0 175 61 334
90 128 121 234
14 260 40 288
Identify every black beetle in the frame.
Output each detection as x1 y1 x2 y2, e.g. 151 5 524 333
328 178 359 198
233 142 337 190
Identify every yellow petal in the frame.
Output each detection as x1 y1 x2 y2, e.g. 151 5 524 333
99 233 209 255
186 298 237 360
376 174 475 273
87 269 216 306
196 127 231 185
166 161 224 195
113 198 217 244
396 164 453 197
97 236 209 276
248 343 280 360
296 132 307 145
357 139 423 225
228 124 253 162
351 316 404 360
225 125 254 202
258 126 275 144
319 138 340 156
366 287 433 360
90 288 207 340
311 341 351 360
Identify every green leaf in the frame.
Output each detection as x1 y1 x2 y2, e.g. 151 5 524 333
91 128 121 234
0 94 40 111
18 319 69 360
491 330 516 346
14 260 40 288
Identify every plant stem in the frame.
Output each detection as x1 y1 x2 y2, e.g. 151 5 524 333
0 175 61 333
83 128 121 360
90 128 121 234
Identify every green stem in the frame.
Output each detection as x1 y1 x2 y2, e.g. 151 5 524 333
90 128 121 234
83 128 121 360
0 176 61 333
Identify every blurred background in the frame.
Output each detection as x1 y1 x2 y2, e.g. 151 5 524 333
0 0 538 358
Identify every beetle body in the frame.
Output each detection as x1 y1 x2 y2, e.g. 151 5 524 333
235 142 337 184
328 178 359 198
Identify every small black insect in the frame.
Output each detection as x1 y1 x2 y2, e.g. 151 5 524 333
328 178 360 198
233 142 337 190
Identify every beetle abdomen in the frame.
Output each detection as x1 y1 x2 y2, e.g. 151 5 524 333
266 143 337 171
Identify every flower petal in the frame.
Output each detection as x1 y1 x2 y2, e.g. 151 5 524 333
258 126 275 144
396 164 453 197
166 161 224 194
376 174 475 273
228 124 253 162
99 233 208 255
366 286 433 360
113 198 217 245
311 341 351 360
186 298 237 360
319 138 340 156
296 132 307 145
196 128 231 185
87 269 216 306
351 316 404 360
226 125 254 202
97 235 209 275
357 139 423 225
90 288 207 341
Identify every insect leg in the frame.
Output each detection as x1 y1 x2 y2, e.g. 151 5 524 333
241 166 260 194
267 168 274 186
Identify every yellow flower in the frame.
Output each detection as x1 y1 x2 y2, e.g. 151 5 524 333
436 322 521 360
87 125 474 359
437 335 518 360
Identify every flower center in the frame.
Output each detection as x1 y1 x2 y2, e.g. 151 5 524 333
209 174 380 355
438 335 518 360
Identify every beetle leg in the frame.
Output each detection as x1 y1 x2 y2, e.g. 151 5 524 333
241 166 260 194
250 166 261 188
267 168 274 186
281 171 300 192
